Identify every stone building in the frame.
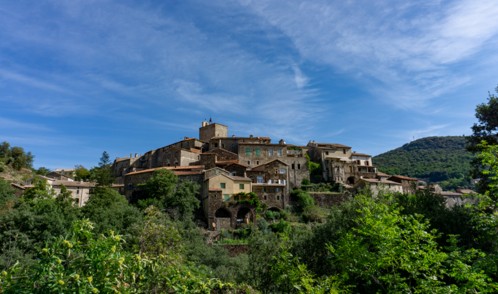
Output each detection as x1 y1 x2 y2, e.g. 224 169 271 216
387 175 419 194
123 165 204 200
202 168 254 230
246 159 289 210
355 178 403 196
307 141 377 185
49 179 95 207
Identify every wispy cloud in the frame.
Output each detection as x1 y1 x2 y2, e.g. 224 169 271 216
241 0 498 108
0 117 52 131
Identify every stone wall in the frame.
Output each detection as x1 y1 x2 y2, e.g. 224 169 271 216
309 192 350 207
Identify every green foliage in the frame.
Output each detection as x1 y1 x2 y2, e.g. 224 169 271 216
468 86 498 152
90 151 114 186
139 169 200 221
0 219 240 293
476 141 498 203
0 178 15 209
235 192 263 211
374 136 474 189
0 142 34 171
35 167 50 176
82 187 142 236
291 189 314 213
74 165 91 181
305 153 322 183
0 183 80 270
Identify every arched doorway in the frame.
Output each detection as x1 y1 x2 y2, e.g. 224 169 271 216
347 176 356 185
236 206 253 227
214 208 232 231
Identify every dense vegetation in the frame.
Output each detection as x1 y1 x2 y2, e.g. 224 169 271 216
373 136 474 190
0 142 33 172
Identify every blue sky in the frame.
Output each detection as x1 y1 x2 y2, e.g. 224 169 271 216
1 0 498 170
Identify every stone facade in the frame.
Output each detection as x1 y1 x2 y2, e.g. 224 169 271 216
49 180 95 207
246 160 289 210
202 168 255 230
307 141 377 185
199 121 228 142
123 166 204 200
111 120 420 230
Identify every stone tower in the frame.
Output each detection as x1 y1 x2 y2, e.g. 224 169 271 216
199 120 228 142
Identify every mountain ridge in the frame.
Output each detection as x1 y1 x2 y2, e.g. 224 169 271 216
373 136 473 190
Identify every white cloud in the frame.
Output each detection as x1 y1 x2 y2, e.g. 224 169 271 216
241 0 498 109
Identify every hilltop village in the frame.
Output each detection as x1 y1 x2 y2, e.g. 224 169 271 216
10 120 472 230
107 120 419 230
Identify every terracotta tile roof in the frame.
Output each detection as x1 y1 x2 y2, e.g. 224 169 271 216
251 159 289 170
376 172 390 177
125 165 205 176
389 175 418 181
52 180 95 188
228 175 252 182
351 152 371 157
360 178 401 185
312 143 351 149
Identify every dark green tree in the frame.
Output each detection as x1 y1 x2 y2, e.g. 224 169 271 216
139 169 200 221
74 165 91 182
81 187 142 236
35 167 50 176
468 86 498 151
467 86 498 193
90 151 113 186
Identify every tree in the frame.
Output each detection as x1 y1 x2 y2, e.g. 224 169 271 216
90 151 113 186
468 86 498 152
468 86 498 193
81 187 142 235
74 165 90 182
140 169 200 221
35 167 50 176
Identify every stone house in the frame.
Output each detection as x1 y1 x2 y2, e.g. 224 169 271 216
246 159 289 210
49 179 94 207
355 178 403 196
123 165 204 200
202 168 254 230
307 141 377 185
387 175 419 194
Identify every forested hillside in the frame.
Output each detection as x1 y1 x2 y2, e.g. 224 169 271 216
373 136 473 189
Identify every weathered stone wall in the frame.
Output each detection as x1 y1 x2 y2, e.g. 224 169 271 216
309 192 350 207
200 123 228 142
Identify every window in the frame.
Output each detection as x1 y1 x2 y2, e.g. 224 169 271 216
268 148 274 156
239 183 245 189
245 147 251 156
257 176 264 183
256 161 259 165
214 143 218 148
223 194 230 201
279 168 286 174
292 163 295 169
343 149 346 154
220 183 226 189
276 195 280 200
255 147 261 156
325 151 329 155
277 149 282 156
297 164 301 169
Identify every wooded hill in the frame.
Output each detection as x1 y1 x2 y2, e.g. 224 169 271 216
373 136 474 190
